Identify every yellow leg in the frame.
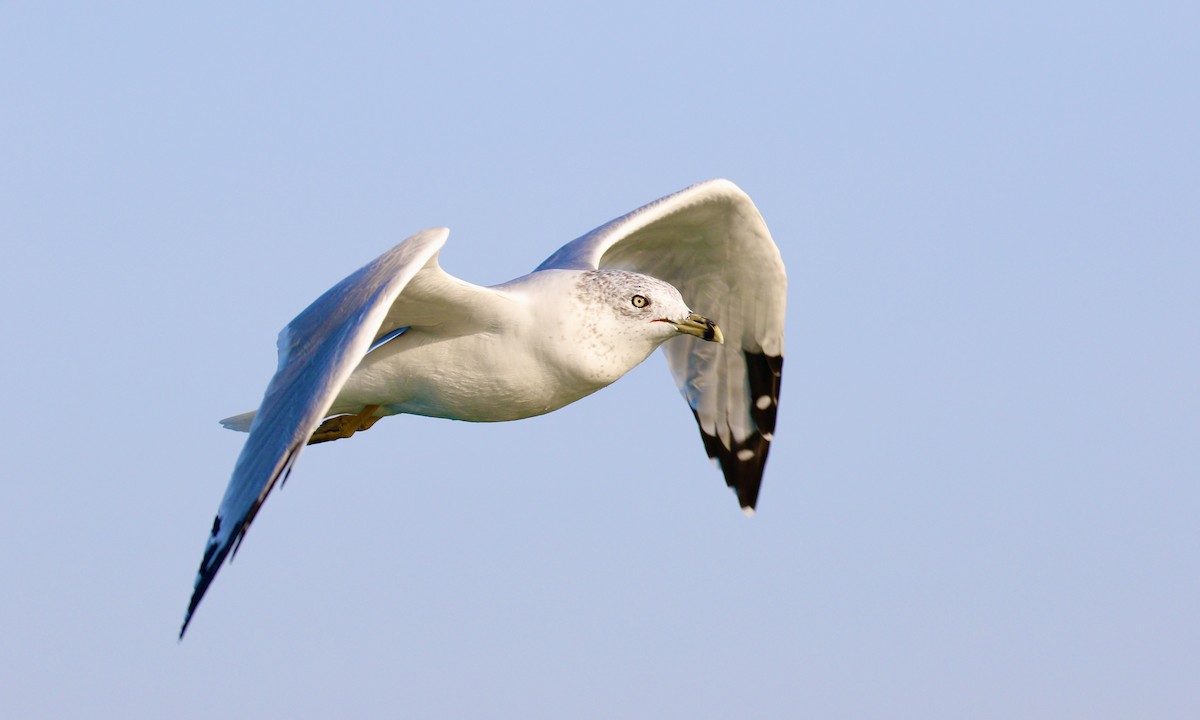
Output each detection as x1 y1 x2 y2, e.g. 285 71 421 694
308 405 382 445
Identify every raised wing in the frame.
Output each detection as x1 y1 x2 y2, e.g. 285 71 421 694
537 179 786 511
182 227 485 637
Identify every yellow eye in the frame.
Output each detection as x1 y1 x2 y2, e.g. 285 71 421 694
631 294 648 308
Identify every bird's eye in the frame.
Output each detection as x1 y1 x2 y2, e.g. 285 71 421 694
631 294 648 308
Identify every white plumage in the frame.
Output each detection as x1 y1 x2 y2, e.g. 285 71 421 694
182 179 786 636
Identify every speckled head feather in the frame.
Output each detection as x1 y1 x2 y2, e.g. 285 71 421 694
575 269 692 321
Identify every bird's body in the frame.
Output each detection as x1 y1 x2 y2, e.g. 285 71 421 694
226 268 699 426
183 179 786 637
338 269 696 421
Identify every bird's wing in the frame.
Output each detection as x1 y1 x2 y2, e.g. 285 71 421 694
536 179 786 511
183 227 502 637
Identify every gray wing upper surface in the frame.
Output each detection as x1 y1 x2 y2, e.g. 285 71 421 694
537 179 786 510
183 227 489 636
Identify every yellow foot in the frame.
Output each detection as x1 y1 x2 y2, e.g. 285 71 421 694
308 405 381 445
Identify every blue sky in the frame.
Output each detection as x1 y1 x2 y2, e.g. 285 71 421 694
2 2 1197 718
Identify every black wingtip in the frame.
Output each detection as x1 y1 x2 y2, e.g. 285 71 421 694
179 515 237 641
179 612 194 640
179 565 216 640
179 564 214 640
737 481 763 512
691 351 782 512
179 439 301 640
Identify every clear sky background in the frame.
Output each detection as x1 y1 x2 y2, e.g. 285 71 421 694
2 2 1197 718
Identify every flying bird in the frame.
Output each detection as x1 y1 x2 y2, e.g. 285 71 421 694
182 179 786 637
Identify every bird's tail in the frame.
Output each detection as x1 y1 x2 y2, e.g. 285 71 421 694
219 411 256 432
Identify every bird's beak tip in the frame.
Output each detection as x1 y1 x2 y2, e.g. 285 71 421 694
675 313 723 344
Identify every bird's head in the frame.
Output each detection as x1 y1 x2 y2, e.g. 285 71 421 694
578 269 722 346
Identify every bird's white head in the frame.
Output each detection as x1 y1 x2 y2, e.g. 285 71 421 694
550 269 723 388
576 269 723 343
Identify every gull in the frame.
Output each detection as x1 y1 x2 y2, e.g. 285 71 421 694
181 179 786 637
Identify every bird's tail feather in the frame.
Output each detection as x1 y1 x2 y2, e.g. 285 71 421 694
219 411 256 432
